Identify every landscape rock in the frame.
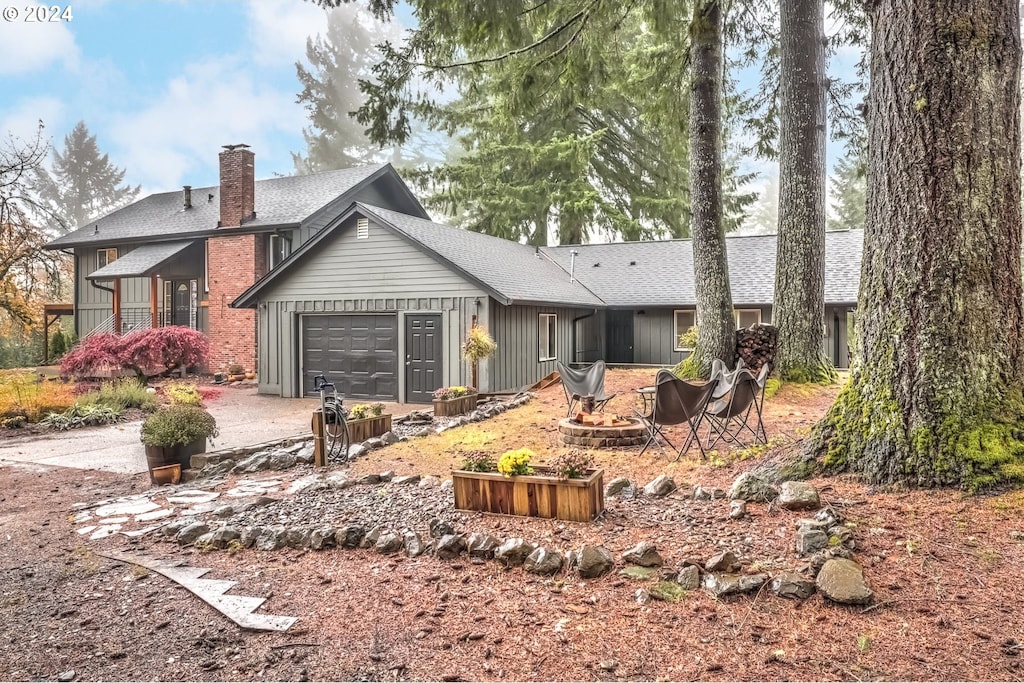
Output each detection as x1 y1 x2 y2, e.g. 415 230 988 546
676 565 700 591
494 538 535 567
201 460 235 478
255 526 287 551
380 471 396 481
325 473 352 489
524 547 563 575
622 541 664 568
357 474 381 485
419 475 441 489
703 572 768 597
174 522 210 545
577 546 614 578
705 550 740 573
467 532 500 559
336 525 365 549
816 507 842 527
212 505 235 518
728 472 779 502
57 671 75 682
643 475 676 498
238 525 260 548
268 452 297 470
391 474 421 486
162 519 190 537
829 525 855 549
375 532 404 555
429 518 454 539
310 526 337 550
729 500 747 519
295 444 315 464
435 534 466 560
604 477 633 497
285 527 311 549
360 526 382 549
634 589 651 604
380 431 399 445
694 486 725 501
363 437 385 450
816 558 873 604
778 481 820 510
231 452 272 474
209 526 240 549
796 528 829 556
771 571 816 600
346 444 368 459
404 531 426 557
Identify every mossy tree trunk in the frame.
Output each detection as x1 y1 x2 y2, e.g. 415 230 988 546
811 0 1024 488
773 0 836 385
686 0 735 378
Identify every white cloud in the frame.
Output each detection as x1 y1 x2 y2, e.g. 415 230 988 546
0 18 79 75
0 96 66 142
108 57 306 192
246 0 329 67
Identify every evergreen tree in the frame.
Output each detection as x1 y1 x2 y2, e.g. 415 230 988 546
746 170 779 234
826 150 866 231
32 121 139 234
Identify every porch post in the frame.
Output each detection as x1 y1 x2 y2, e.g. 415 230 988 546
112 278 122 334
150 276 159 329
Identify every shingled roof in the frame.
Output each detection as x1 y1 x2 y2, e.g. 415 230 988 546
543 230 863 306
46 164 393 249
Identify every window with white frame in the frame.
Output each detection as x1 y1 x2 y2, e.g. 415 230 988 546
673 309 697 350
96 247 117 269
539 313 557 361
735 309 762 329
268 233 291 269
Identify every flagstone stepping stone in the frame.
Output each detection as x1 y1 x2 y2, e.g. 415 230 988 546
76 525 97 535
95 499 161 517
287 475 322 494
120 524 167 538
166 491 220 505
99 517 130 524
136 508 174 522
90 524 122 540
72 511 93 523
179 502 221 516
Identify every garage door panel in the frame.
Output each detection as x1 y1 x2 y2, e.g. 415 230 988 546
302 314 397 400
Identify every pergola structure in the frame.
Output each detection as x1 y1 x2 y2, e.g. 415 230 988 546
42 303 74 365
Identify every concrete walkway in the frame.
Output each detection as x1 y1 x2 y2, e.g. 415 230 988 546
0 386 419 475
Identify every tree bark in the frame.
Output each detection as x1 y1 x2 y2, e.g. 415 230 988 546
811 0 1024 489
773 0 835 384
686 0 735 377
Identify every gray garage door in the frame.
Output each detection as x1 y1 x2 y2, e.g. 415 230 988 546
301 314 398 400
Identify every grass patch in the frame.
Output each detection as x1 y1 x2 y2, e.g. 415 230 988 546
0 370 77 423
987 490 1024 513
78 377 157 412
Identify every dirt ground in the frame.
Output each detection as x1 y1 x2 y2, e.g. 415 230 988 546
2 371 1024 681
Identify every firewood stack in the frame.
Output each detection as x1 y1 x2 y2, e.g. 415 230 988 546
735 323 778 374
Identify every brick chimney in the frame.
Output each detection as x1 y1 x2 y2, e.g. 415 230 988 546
218 144 255 227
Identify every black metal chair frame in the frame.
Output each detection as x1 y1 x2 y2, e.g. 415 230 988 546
703 364 769 450
634 369 717 460
556 360 616 417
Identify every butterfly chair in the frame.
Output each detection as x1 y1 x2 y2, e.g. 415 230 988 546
703 364 770 450
556 360 617 417
634 369 717 459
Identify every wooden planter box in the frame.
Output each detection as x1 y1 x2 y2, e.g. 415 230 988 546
452 467 604 522
433 393 478 417
346 414 392 443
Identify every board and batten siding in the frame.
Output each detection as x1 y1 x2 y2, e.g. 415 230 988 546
488 303 596 391
254 215 490 398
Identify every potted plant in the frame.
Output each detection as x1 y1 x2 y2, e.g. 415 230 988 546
452 448 605 522
462 324 497 393
140 404 219 482
345 402 391 442
432 385 478 417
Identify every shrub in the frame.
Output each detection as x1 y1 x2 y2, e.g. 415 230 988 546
460 451 496 472
49 329 70 360
348 402 385 420
78 377 158 412
165 382 203 407
549 448 595 479
432 385 475 401
140 405 219 447
61 326 210 381
0 371 77 422
41 403 124 430
462 324 497 362
497 448 534 477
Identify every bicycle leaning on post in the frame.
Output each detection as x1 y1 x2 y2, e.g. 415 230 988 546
310 374 350 462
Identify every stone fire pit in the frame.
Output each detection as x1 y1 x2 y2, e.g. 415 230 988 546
558 416 647 448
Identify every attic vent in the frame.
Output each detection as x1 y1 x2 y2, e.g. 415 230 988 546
592 262 600 267
629 261 636 266
357 218 369 239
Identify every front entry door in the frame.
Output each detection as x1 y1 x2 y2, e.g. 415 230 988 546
605 310 634 363
171 281 191 327
405 314 443 403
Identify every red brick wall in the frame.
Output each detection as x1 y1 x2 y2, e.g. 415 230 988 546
218 147 255 227
206 234 265 373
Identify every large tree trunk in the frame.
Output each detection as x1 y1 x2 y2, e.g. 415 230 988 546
685 0 734 377
773 0 835 384
811 0 1024 489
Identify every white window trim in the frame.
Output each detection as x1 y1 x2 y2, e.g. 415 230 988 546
673 309 697 351
96 247 117 269
203 240 209 292
734 309 763 328
539 313 557 361
268 233 288 270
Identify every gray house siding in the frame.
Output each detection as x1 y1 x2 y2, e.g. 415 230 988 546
254 216 489 398
489 303 596 391
297 182 415 245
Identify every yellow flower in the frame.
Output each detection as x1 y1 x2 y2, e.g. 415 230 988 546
497 448 534 477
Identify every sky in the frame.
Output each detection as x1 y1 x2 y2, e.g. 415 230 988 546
0 0 864 227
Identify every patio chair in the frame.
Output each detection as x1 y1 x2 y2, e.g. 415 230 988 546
634 369 717 459
556 360 616 417
703 363 770 450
